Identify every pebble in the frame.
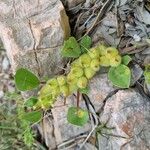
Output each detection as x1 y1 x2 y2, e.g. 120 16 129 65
2 57 10 71
133 34 141 42
0 91 4 99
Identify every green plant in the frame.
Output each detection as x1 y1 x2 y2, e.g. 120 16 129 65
144 64 150 84
14 36 132 127
0 92 36 149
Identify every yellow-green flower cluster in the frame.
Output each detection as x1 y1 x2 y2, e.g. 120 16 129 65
34 44 121 109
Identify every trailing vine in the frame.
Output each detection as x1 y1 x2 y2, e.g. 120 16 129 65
14 36 132 127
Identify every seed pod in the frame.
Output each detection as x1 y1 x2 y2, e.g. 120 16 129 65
71 59 82 67
110 55 121 67
88 48 100 58
106 47 118 57
84 67 96 79
98 44 107 56
90 58 100 71
47 78 59 88
57 75 66 86
70 66 84 78
79 54 91 67
60 85 70 97
39 84 51 96
77 76 88 89
36 94 54 109
100 56 110 67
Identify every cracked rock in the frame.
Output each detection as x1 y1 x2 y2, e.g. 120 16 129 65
0 0 70 77
98 89 150 150
88 73 116 112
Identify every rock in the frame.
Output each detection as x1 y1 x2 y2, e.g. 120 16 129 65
130 64 143 85
144 55 150 66
88 73 116 112
2 56 10 71
98 89 150 150
133 34 141 42
37 117 57 150
102 12 117 28
79 142 97 150
0 0 70 77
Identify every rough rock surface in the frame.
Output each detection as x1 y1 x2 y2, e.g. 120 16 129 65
88 73 116 112
0 0 70 77
0 51 15 101
98 89 150 150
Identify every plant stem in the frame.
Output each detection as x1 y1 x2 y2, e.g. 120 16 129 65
77 90 80 108
64 97 66 105
0 126 15 130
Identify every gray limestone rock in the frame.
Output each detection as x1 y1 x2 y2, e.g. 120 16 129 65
88 73 116 112
98 89 150 150
0 0 70 77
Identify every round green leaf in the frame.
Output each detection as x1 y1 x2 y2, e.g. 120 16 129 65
108 64 131 88
24 97 38 107
61 37 81 58
67 107 89 126
21 111 42 123
80 35 92 53
122 55 132 65
15 68 40 91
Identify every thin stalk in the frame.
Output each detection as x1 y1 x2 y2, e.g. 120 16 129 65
0 126 16 130
76 90 80 108
64 97 67 105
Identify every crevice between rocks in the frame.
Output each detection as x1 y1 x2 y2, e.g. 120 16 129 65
96 89 121 115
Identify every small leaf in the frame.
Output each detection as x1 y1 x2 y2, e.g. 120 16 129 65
122 55 132 65
144 71 150 84
79 87 89 94
144 65 150 84
61 37 81 58
80 35 92 53
15 68 40 91
108 64 131 88
21 111 42 123
24 97 38 107
67 107 89 126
